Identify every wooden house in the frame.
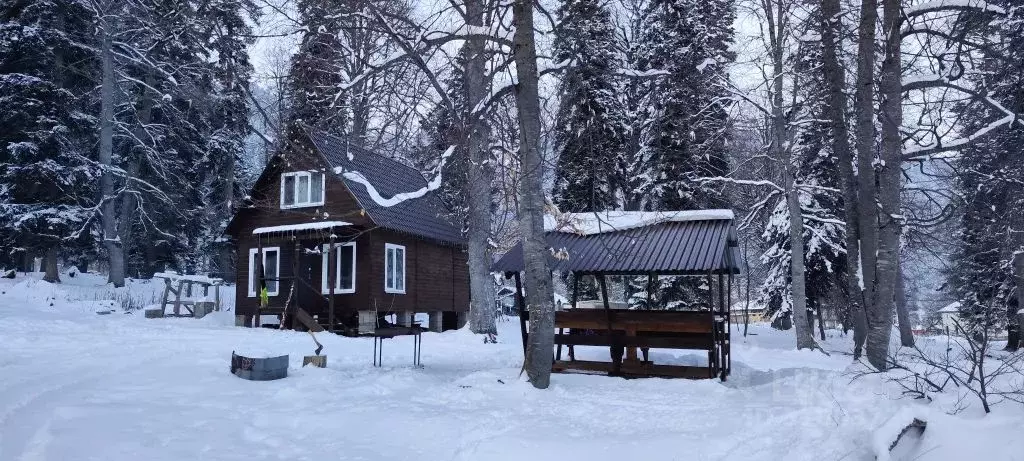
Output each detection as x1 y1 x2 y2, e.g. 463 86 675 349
225 130 469 334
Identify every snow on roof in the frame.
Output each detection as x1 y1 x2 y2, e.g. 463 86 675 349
252 221 351 235
731 301 766 312
544 210 735 235
938 301 961 313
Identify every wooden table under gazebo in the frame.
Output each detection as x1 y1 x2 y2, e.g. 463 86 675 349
492 210 742 380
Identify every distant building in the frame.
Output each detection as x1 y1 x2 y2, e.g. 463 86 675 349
937 301 961 334
730 301 766 324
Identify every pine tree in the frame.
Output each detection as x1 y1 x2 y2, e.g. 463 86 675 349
758 17 846 332
949 2 1024 347
637 0 734 211
285 0 347 135
0 0 99 281
201 0 260 278
551 0 625 213
411 52 470 225
632 0 735 307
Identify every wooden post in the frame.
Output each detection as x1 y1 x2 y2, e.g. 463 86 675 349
598 274 622 374
214 284 221 311
285 239 299 329
328 236 336 332
173 279 184 316
256 238 264 328
707 273 714 310
725 272 732 377
514 272 527 355
642 273 654 362
557 272 579 361
160 278 171 316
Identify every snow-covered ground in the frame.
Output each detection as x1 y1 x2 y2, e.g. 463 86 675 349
1 272 1021 461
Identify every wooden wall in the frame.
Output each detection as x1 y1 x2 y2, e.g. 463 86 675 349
229 153 470 324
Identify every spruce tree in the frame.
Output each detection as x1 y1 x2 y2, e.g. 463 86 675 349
201 0 260 278
551 0 625 213
633 0 735 307
638 0 734 211
758 17 846 331
411 52 470 225
285 0 347 134
949 1 1024 347
0 0 99 281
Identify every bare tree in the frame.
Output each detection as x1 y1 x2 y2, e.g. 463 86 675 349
818 0 868 350
511 0 556 389
96 1 124 286
464 0 498 338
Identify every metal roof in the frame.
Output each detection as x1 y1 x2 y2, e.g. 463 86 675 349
309 131 465 245
491 218 742 275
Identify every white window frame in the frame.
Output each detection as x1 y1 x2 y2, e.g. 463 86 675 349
321 242 357 294
280 171 325 209
384 243 406 294
248 246 281 297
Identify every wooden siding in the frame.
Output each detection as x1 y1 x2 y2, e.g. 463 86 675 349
229 154 470 322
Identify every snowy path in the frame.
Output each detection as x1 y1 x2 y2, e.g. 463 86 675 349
0 274 1020 460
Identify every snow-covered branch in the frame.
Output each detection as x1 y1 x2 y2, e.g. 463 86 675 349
902 75 1024 160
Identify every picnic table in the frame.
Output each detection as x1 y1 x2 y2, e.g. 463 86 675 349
153 272 223 317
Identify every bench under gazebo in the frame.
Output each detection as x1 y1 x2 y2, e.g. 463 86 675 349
492 210 742 380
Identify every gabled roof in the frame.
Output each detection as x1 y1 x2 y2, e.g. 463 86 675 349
491 213 741 275
308 130 464 245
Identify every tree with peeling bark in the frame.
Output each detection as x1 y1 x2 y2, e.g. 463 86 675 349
463 0 499 339
511 0 557 389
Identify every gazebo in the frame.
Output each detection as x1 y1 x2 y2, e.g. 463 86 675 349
491 210 742 380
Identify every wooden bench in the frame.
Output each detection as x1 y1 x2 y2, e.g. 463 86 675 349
553 309 730 380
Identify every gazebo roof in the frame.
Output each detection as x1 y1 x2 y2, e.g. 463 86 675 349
491 211 742 275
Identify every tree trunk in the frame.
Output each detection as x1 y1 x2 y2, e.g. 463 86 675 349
820 0 867 352
512 0 556 389
99 16 125 288
42 247 60 283
784 164 815 350
465 0 497 337
767 0 813 350
817 300 827 340
866 0 903 370
117 70 155 282
1008 251 1024 351
853 0 879 360
895 258 915 347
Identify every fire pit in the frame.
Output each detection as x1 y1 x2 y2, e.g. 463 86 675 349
230 352 288 381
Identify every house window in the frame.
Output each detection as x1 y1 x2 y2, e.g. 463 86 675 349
384 243 405 294
248 247 280 297
321 242 356 294
280 171 325 209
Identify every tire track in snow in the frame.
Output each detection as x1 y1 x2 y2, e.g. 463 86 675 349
0 354 160 461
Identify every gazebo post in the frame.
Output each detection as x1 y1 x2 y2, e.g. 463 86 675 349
642 272 654 362
598 274 622 374
513 271 528 355
557 272 579 361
